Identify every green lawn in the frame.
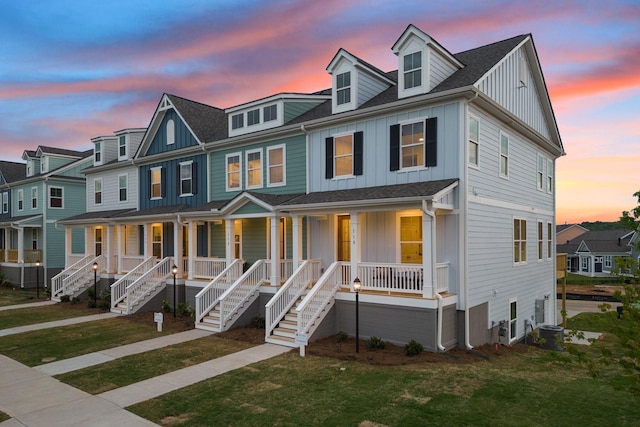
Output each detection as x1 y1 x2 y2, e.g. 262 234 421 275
0 316 185 366
56 336 255 394
0 286 47 307
0 304 98 329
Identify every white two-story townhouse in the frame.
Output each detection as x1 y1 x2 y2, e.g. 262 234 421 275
0 147 91 287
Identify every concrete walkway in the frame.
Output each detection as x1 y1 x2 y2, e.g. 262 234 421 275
0 312 120 337
0 300 56 312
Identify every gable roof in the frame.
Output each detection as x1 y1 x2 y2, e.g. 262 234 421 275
574 229 634 254
0 161 26 184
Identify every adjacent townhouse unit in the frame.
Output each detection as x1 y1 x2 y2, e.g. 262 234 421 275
57 24 564 352
0 147 91 287
561 229 634 277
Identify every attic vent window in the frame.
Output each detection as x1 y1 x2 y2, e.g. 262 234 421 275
166 119 175 145
336 71 351 105
404 51 422 89
232 113 244 130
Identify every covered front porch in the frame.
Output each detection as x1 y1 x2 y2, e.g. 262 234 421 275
0 215 43 287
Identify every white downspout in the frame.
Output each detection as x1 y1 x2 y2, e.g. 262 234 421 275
435 293 445 352
423 200 444 351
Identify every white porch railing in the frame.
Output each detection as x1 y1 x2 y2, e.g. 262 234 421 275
279 259 294 283
435 262 449 293
60 255 105 299
113 257 173 315
192 257 228 279
67 254 87 266
111 256 157 312
265 259 321 340
355 262 449 295
218 259 269 331
195 259 243 326
51 254 93 300
296 261 346 338
121 255 147 273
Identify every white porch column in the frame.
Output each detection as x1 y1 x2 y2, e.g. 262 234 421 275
18 227 24 287
292 215 302 268
105 225 113 273
85 226 91 256
117 225 123 274
422 203 435 298
174 221 181 272
590 254 595 278
144 223 151 258
64 227 71 267
188 221 197 280
270 216 280 285
225 219 233 263
349 212 361 286
4 227 8 262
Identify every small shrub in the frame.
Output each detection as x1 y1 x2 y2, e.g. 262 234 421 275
367 336 386 350
98 299 110 311
71 296 81 305
100 289 111 301
60 295 71 303
177 302 194 318
336 331 348 342
250 315 265 329
87 288 95 300
404 339 424 356
161 299 171 313
86 299 96 309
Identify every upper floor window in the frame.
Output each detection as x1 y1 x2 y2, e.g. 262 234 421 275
500 133 509 177
547 222 553 260
537 155 544 190
537 221 544 261
49 186 63 208
326 132 363 179
390 118 437 171
264 105 277 122
150 167 163 199
267 145 285 186
94 179 102 205
94 142 102 164
468 117 479 166
166 119 175 145
2 192 8 213
26 161 33 177
246 149 263 189
547 159 553 193
226 153 241 191
334 135 354 177
118 136 127 159
231 114 244 130
17 189 23 211
119 174 127 202
403 51 422 89
179 162 193 196
401 122 424 169
31 187 37 209
336 72 351 105
40 157 48 173
514 218 527 264
247 109 260 126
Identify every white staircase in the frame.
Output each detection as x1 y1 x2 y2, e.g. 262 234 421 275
265 260 322 347
110 257 172 315
195 259 243 331
50 255 104 302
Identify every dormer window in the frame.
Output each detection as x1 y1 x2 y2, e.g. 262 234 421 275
26 161 33 177
166 119 175 145
336 72 351 105
403 51 422 89
232 113 244 130
264 105 277 122
40 157 48 173
247 109 260 126
118 136 127 159
94 142 102 164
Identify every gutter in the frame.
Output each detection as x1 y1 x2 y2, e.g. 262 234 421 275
422 200 444 351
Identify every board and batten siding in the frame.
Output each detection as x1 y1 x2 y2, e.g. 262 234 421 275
146 109 200 155
475 46 550 140
86 166 138 212
308 101 461 192
209 134 306 201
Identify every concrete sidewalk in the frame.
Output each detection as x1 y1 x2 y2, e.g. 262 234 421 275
0 312 119 337
0 300 56 312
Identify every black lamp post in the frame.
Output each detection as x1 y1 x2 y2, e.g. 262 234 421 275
172 264 178 318
353 277 361 353
35 260 40 299
92 262 98 305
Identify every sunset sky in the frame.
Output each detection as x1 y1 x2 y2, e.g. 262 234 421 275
1 0 638 224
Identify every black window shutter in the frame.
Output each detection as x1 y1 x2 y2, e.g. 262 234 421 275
161 167 166 197
325 137 334 179
425 117 437 167
353 131 363 176
176 164 181 195
389 124 400 171
147 169 152 199
192 162 198 194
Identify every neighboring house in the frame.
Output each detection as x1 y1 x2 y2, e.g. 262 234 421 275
0 147 91 287
556 223 588 245
57 24 564 351
0 161 27 280
574 229 633 277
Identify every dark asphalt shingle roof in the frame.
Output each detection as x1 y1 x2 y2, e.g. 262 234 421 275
0 161 26 183
577 229 633 254
59 209 136 223
113 204 194 219
166 94 228 143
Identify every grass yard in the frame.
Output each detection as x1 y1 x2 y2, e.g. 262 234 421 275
0 313 191 366
0 304 99 329
56 336 255 394
0 286 47 307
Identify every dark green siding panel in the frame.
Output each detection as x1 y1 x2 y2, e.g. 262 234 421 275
283 102 322 123
210 221 226 258
46 228 65 269
71 227 85 254
146 109 199 155
235 202 268 215
242 218 266 265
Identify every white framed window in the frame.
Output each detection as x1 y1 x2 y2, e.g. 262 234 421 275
31 229 38 250
17 189 23 211
95 227 102 256
336 71 351 105
547 222 553 260
263 104 277 122
166 119 175 145
401 121 424 169
231 114 244 130
513 218 527 264
500 132 509 177
267 145 285 187
468 116 479 166
31 187 38 209
509 299 518 342
94 179 102 205
403 51 422 89
604 256 613 269
26 161 33 177
152 224 162 258
179 161 193 196
150 167 162 199
118 136 127 159
537 221 543 261
547 159 553 193
537 155 544 190
581 256 589 271
94 142 102 164
334 134 354 177
246 149 263 189
40 157 48 173
49 186 63 208
226 153 241 191
247 109 260 126
118 174 128 202
2 192 8 213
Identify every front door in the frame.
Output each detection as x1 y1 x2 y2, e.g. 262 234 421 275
337 215 350 262
152 225 162 259
95 228 102 256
